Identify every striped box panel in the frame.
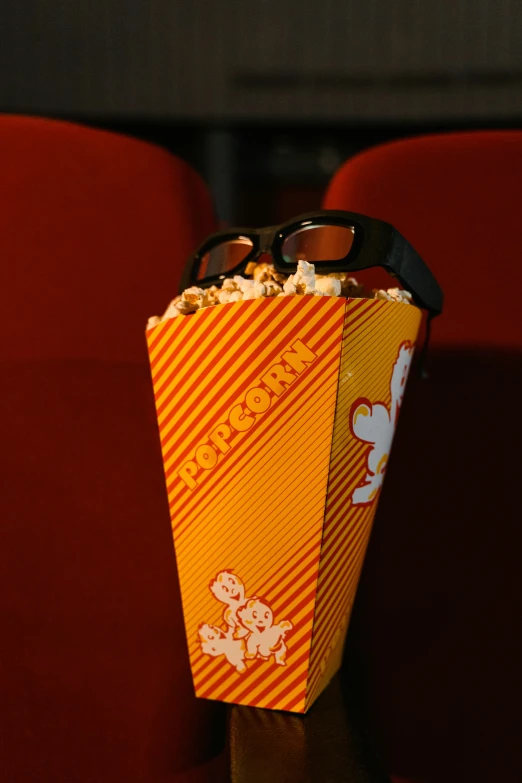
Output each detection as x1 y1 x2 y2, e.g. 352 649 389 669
147 296 346 713
146 295 421 713
305 299 422 709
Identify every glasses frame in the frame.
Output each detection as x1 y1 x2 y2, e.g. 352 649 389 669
180 210 443 318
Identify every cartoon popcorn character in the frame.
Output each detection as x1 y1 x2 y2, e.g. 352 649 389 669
209 570 251 638
350 341 414 505
199 574 293 672
198 623 247 673
237 599 293 666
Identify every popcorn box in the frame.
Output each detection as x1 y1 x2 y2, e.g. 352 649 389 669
146 296 421 713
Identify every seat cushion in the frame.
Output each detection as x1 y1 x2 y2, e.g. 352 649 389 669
0 359 226 782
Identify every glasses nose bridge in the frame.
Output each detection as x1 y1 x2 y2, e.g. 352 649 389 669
252 249 274 266
256 226 277 257
255 245 273 260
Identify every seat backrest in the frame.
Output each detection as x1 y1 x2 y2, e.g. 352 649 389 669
0 117 225 782
324 131 522 349
0 115 217 361
323 133 522 783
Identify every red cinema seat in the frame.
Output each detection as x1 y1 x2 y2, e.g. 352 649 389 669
323 132 522 783
0 114 215 361
324 131 522 351
0 115 227 782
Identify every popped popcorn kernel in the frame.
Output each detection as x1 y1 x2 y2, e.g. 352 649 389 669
249 260 286 284
218 288 241 304
390 288 413 304
292 260 316 295
264 280 283 296
206 285 221 305
283 276 298 295
226 275 256 301
242 284 264 300
230 276 264 300
182 286 209 309
271 269 288 284
146 315 161 330
252 262 275 282
175 298 200 315
244 261 258 276
374 287 412 305
162 296 184 319
222 278 240 293
373 289 393 302
252 281 267 298
315 276 342 297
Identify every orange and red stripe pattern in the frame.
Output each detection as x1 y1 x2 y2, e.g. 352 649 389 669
146 296 421 713
305 299 422 708
147 296 346 712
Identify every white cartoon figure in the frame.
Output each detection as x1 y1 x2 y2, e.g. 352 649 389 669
350 341 414 505
237 599 293 665
198 623 247 673
209 570 251 638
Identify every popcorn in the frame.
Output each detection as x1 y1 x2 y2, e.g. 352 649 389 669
218 279 243 303
251 262 286 285
374 287 412 305
283 277 297 296
182 286 210 309
218 289 242 304
271 270 287 284
175 298 200 315
264 280 282 296
283 260 316 296
252 281 267 298
241 286 260 301
147 260 415 326
373 290 393 302
252 262 275 282
221 278 240 293
161 296 184 318
292 260 316 295
206 285 221 305
233 276 266 300
391 288 413 304
244 261 258 276
315 276 342 297
166 286 208 316
233 275 252 293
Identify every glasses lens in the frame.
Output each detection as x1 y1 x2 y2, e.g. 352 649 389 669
198 237 254 279
281 224 354 265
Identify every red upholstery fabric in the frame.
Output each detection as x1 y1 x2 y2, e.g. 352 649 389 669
1 362 226 782
323 133 522 783
324 131 522 348
0 117 225 782
0 115 215 361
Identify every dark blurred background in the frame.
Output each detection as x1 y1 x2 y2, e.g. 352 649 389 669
1 0 521 225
